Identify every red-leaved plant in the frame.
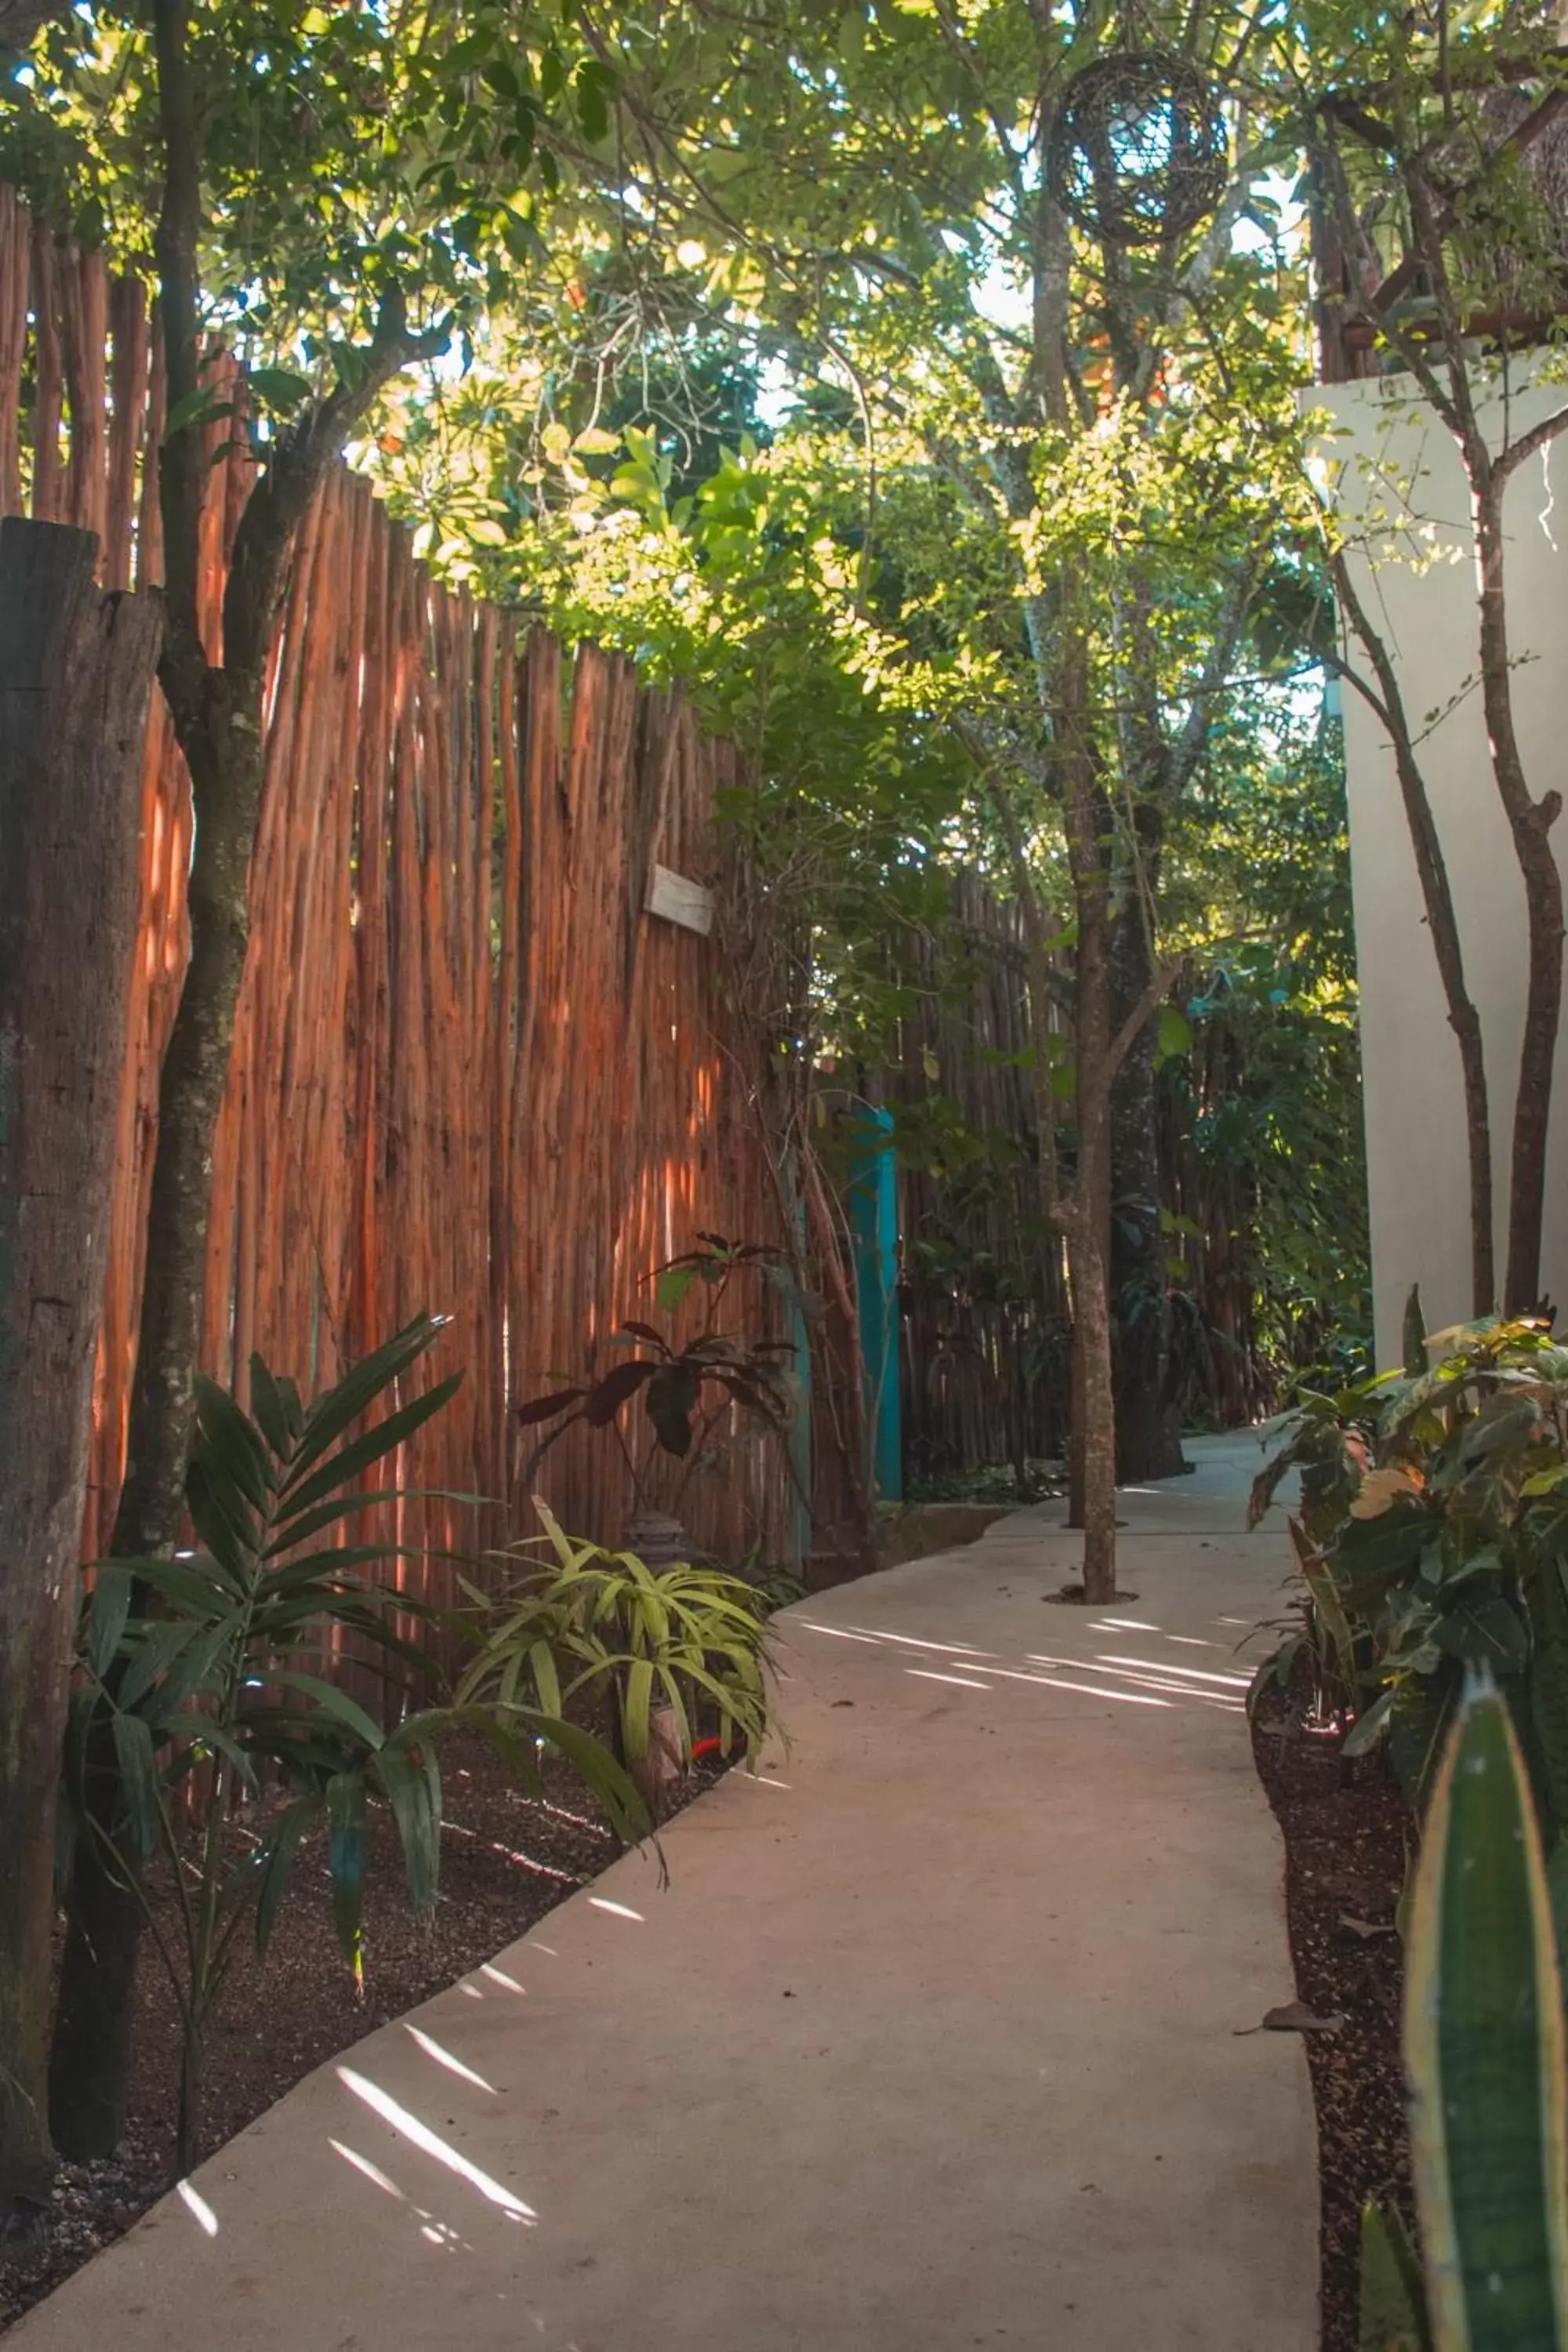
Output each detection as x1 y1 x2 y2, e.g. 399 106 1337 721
514 1236 797 1510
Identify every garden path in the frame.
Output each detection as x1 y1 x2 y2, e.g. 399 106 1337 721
12 1432 1317 2351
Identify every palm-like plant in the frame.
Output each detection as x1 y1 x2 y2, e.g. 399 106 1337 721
65 1315 646 2172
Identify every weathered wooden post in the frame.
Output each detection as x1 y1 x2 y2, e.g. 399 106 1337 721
0 517 159 2205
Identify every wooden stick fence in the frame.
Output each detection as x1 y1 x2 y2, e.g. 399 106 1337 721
0 188 796 1622
893 871 1069 1479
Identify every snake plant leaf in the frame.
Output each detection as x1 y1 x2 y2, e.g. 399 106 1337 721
1406 1666 1568 2350
1359 2198 1430 2351
1404 1286 1429 1382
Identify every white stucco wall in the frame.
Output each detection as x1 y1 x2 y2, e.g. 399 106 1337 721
1321 362 1568 1364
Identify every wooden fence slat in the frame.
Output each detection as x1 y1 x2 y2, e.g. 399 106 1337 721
0 188 28 519
104 274 149 591
3 183 797 1630
29 227 63 521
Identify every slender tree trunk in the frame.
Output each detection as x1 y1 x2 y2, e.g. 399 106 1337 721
1004 805 1069 1422
1065 1026 1120 1596
0 522 160 2209
1102 559 1184 1483
985 782 1073 1498
1058 1185 1117 1598
1068 1308 1086 1527
45 702 260 2156
1473 489 1566 1314
1058 636 1122 1603
1330 550 1495 1316
1326 149 1568 1319
1109 892 1185 1479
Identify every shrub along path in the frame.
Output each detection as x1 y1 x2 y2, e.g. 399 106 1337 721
10 1436 1316 2351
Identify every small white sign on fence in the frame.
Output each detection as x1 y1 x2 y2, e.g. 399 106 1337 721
644 862 714 937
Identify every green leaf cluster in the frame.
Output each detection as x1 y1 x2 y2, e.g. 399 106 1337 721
458 1501 777 1780
1250 1313 1568 1907
67 1312 646 2168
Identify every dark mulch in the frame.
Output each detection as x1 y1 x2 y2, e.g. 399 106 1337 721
0 1738 718 2335
1251 1682 1414 2352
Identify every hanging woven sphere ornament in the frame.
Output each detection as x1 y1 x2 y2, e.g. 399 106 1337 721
1046 50 1229 248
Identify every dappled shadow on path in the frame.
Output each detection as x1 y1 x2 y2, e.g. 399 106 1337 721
793 1614 1253 1715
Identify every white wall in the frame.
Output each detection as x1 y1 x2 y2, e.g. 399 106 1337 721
1321 363 1568 1364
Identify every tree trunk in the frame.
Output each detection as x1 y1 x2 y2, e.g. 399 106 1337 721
46 1791 144 2161
0 520 160 2208
1329 551 1495 1316
1066 1048 1120 1602
48 689 265 2161
1473 489 1566 1315
1505 822 1565 1314
49 2 439 2155
1058 641 1122 1605
1058 1189 1117 1600
1109 899 1186 1480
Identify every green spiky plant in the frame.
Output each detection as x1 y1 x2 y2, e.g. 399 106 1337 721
457 1501 776 1816
64 1315 647 2174
1360 1668 1568 2350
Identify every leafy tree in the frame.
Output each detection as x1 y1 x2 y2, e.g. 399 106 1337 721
0 0 651 2179
61 1316 646 2173
465 0 1333 1595
365 1 1376 1574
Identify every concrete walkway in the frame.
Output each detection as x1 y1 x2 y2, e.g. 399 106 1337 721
13 1434 1317 2351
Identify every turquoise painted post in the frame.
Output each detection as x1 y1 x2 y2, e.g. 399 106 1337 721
848 1107 902 1503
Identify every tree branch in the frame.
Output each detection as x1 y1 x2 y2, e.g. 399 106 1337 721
1493 400 1568 492
222 288 448 693
152 0 205 706
1163 553 1261 800
1091 957 1181 1116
